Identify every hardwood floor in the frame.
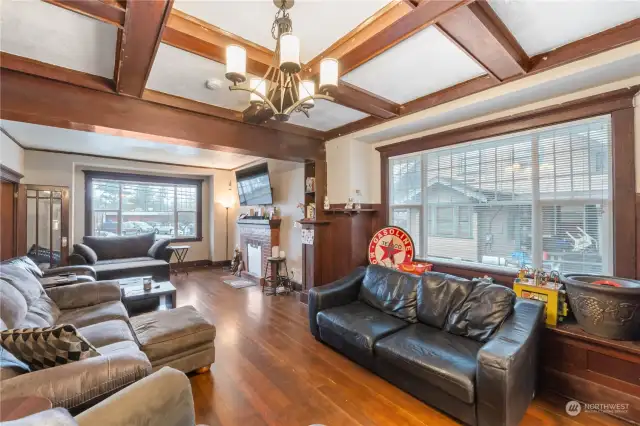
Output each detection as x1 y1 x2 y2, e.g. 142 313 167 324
171 268 628 426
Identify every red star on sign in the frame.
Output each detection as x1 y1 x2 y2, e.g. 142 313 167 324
379 238 402 263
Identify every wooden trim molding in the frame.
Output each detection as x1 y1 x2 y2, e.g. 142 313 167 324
611 108 637 278
83 170 204 243
377 86 638 157
379 86 639 279
0 165 24 183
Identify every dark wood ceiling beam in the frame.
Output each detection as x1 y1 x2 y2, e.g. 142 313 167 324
43 0 125 28
1 69 324 161
163 10 272 76
328 81 400 119
529 17 640 73
303 1 414 76
115 0 173 97
0 52 115 93
437 1 529 80
338 0 473 76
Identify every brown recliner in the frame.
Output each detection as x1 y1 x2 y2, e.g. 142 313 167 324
0 263 151 413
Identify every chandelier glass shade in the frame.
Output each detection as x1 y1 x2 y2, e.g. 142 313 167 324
224 0 338 122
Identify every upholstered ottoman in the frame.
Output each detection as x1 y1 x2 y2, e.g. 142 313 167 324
129 305 215 373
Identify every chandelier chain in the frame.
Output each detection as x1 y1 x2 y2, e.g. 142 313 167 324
271 4 291 40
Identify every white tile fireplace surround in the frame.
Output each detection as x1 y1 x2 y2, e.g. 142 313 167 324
237 218 281 285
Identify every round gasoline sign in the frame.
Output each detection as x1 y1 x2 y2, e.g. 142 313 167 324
368 226 414 267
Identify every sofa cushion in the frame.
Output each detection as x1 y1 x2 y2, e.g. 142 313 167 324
417 272 475 329
445 281 516 342
83 232 156 260
148 239 171 259
58 301 129 328
129 306 215 362
358 264 419 322
92 259 170 281
0 324 100 371
0 266 60 328
78 320 135 348
0 280 28 329
1 256 43 278
317 301 408 355
73 243 98 264
374 323 482 404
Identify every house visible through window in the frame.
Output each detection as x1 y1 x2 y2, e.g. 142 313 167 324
388 115 613 275
86 172 202 242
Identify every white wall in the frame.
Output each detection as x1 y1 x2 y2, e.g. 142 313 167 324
23 151 237 263
0 131 24 176
235 160 305 283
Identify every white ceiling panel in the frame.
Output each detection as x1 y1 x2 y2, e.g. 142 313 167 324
488 0 640 56
173 0 390 63
342 26 486 104
0 0 117 78
147 43 260 111
1 120 259 170
357 53 640 144
286 100 368 131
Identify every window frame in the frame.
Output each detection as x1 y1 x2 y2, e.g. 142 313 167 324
84 171 203 243
380 88 637 280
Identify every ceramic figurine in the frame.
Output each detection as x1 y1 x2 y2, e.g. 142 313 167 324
345 197 354 209
323 196 330 210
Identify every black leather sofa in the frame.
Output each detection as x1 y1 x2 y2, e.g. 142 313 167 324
309 265 545 426
69 233 173 281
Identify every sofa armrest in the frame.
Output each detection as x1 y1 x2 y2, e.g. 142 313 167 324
160 246 175 263
76 367 195 426
43 265 97 279
308 266 366 338
476 299 545 426
46 281 121 309
0 350 151 411
68 253 88 266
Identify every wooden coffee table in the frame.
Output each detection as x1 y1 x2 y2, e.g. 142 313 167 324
120 279 176 316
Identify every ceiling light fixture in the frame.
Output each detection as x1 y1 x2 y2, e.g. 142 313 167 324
224 0 338 122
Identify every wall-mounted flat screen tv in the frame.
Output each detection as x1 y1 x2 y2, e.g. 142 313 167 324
236 163 273 206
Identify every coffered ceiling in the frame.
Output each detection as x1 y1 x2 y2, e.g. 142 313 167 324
1 0 639 160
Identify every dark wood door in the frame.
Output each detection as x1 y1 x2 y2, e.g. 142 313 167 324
0 181 16 260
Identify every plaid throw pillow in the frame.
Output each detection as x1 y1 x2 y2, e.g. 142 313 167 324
0 324 100 371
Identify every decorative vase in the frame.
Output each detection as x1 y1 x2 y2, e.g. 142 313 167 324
562 274 640 340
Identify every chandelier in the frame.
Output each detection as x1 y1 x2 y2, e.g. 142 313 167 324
224 0 339 122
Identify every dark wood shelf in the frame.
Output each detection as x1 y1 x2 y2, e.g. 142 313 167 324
547 320 640 356
323 208 376 216
297 219 330 225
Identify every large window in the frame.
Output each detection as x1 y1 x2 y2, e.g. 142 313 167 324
389 115 613 275
86 172 202 242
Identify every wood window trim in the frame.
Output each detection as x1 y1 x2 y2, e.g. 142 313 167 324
84 170 204 243
380 86 638 279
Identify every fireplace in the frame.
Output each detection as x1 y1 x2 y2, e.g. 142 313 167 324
237 218 281 285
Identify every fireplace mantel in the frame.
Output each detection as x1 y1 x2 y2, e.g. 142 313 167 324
237 218 282 285
237 218 282 228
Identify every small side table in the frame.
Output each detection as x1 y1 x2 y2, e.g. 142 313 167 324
0 396 52 421
262 257 291 296
170 245 190 275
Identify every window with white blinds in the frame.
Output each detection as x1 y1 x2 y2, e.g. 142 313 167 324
389 115 613 275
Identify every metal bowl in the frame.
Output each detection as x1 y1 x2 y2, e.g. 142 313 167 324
562 274 640 340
